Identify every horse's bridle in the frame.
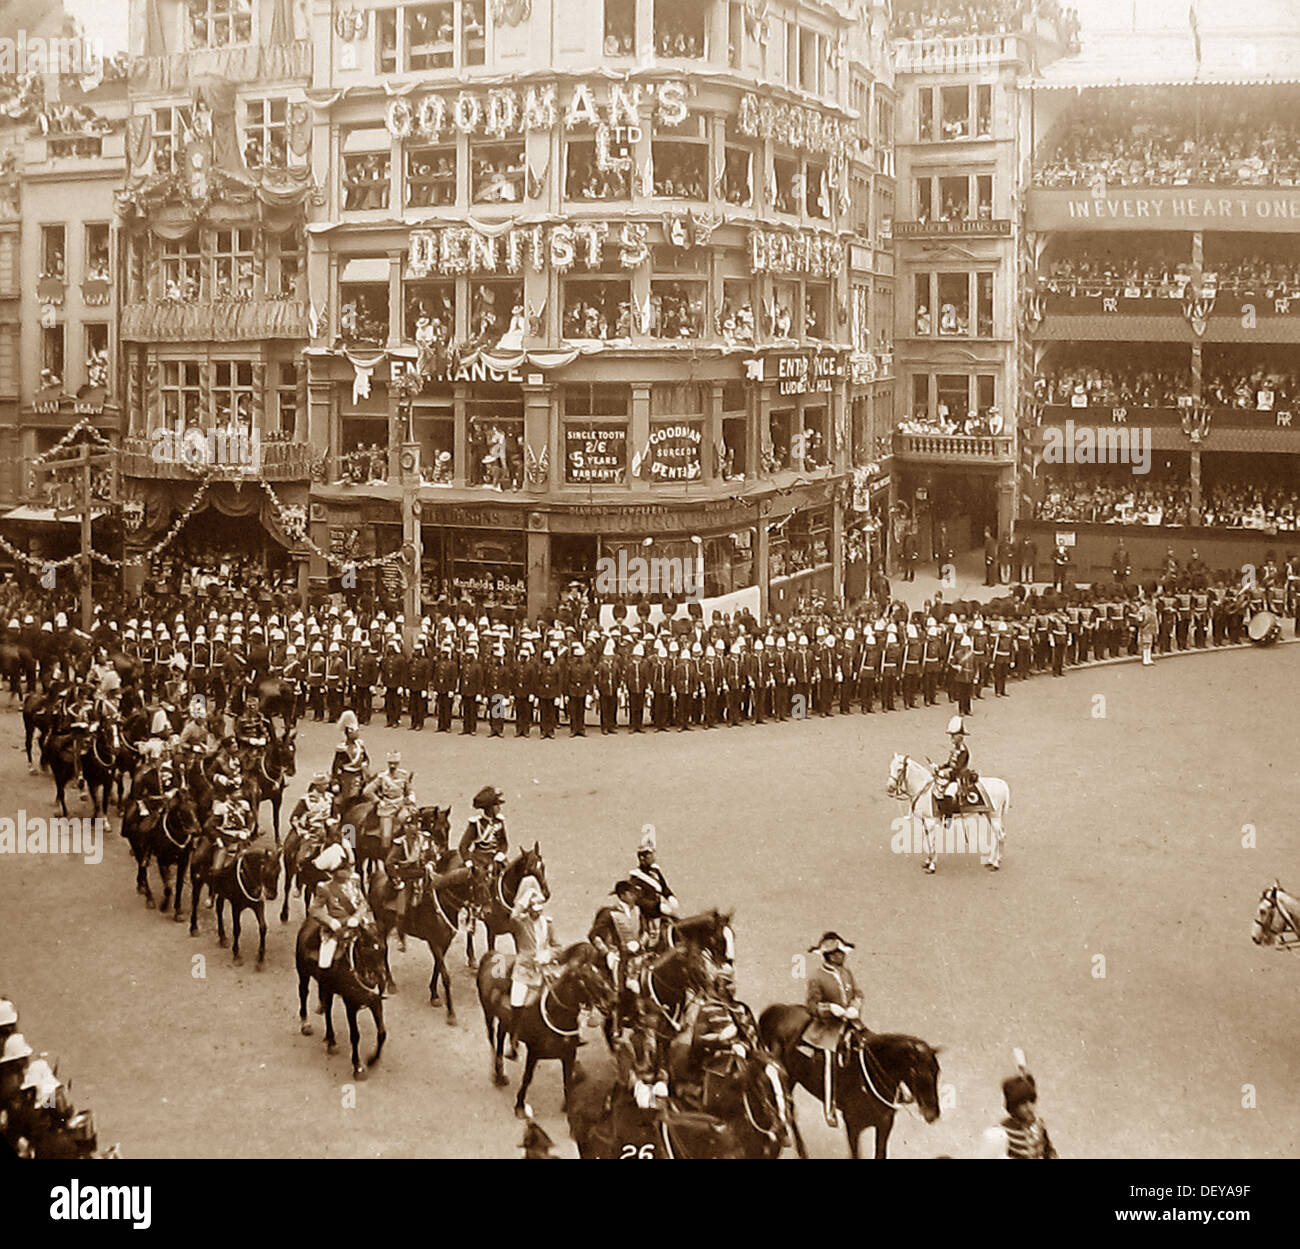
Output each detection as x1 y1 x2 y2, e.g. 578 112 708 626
235 853 265 904
538 975 583 1038
162 807 191 849
1260 886 1300 951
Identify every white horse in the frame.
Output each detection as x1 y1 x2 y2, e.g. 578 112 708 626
1252 881 1300 950
886 753 1010 874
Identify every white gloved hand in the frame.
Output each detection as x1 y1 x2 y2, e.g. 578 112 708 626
494 851 506 862
846 1006 860 1021
827 1003 846 1019
634 1081 652 1110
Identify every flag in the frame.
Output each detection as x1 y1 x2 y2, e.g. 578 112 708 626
1189 3 1201 65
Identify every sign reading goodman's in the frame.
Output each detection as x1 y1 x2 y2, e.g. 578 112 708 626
1028 186 1300 232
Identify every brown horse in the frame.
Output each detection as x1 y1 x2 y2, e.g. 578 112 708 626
758 1006 943 1158
295 921 387 1078
477 942 612 1118
123 789 202 918
188 843 282 966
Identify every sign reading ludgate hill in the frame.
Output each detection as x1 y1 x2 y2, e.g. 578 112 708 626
1029 186 1300 232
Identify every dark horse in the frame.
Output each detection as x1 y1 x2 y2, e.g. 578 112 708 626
464 843 550 967
296 920 387 1078
758 1006 943 1158
188 843 282 966
565 1051 748 1159
41 725 88 819
254 675 299 728
243 726 296 844
21 690 50 771
477 942 612 1118
79 719 121 824
124 790 202 917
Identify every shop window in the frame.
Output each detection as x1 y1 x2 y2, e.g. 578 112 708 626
161 360 202 427
720 278 754 343
565 139 632 201
772 155 800 215
244 98 287 170
937 374 970 424
940 87 969 140
451 529 527 605
340 282 390 345
405 143 457 208
976 85 992 137
564 420 628 484
938 175 969 221
414 406 455 482
771 279 798 338
801 405 829 468
649 279 706 339
653 114 708 199
84 324 109 390
722 379 746 412
404 280 455 347
471 140 524 204
563 278 630 340
565 383 630 417
343 150 391 211
937 273 969 335
461 1 486 65
40 224 65 279
40 325 64 389
468 279 523 347
654 0 705 57
604 0 635 55
161 233 202 301
467 394 524 488
977 272 994 338
916 177 932 222
84 224 110 283
212 228 255 300
768 407 794 469
805 282 830 339
705 530 754 596
275 361 298 437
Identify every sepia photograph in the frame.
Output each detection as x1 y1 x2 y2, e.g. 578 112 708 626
0 0 1292 1222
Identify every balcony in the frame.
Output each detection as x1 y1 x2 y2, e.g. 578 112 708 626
894 218 1011 239
893 431 1013 463
119 436 316 482
892 32 1030 75
121 299 310 343
128 39 311 93
24 130 125 173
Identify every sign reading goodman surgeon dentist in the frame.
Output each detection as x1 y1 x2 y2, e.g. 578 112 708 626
645 422 702 482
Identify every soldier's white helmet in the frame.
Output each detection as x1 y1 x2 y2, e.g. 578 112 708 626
947 716 966 735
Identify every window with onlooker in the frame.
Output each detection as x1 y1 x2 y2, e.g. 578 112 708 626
468 279 523 346
84 224 110 282
187 0 252 49
153 106 193 175
212 360 255 428
654 0 705 58
340 263 391 345
161 233 202 301
772 155 800 215
471 140 524 203
342 130 392 210
805 281 830 339
604 0 635 55
405 142 458 207
84 324 109 391
212 228 255 300
653 112 708 199
720 277 755 343
40 325 64 389
565 138 631 201
563 277 631 340
723 119 754 205
404 279 456 347
161 360 202 427
40 224 65 279
244 98 288 170
276 361 298 437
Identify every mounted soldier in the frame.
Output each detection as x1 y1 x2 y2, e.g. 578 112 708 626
933 715 972 818
361 751 413 853
330 709 370 803
234 692 270 777
504 875 561 1060
802 931 865 1128
589 879 644 1033
459 785 508 918
307 850 372 973
628 828 679 945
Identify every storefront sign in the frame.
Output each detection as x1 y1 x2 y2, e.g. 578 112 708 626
565 425 626 484
646 422 702 482
1055 531 1076 547
451 575 525 599
736 94 850 159
749 228 844 278
425 504 528 529
766 352 846 396
549 498 756 535
386 79 688 142
1029 187 1300 233
408 220 649 277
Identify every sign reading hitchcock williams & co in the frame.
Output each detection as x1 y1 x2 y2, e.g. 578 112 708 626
646 423 702 482
565 425 626 484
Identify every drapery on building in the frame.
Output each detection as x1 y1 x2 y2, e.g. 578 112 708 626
888 1 1077 569
1019 3 1300 580
116 0 316 591
305 0 896 622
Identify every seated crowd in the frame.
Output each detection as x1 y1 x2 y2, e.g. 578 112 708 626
1034 368 1187 408
1203 365 1300 410
1035 88 1300 188
1036 475 1300 530
892 0 1079 44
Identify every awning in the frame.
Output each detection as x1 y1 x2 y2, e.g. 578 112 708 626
340 257 391 283
2 506 108 524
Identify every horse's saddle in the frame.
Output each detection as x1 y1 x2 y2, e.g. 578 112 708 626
933 777 991 818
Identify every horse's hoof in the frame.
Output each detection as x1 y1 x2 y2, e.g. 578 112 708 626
354 1066 366 1081
446 1014 456 1027
172 911 184 924
254 961 263 972
300 1023 313 1037
513 1103 528 1118
145 897 155 910
494 1073 510 1088
385 980 397 994
326 1042 339 1055
232 954 243 966
218 937 228 948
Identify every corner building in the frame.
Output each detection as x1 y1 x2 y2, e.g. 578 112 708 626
306 0 896 621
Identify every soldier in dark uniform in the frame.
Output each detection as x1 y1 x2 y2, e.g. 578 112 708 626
650 646 672 732
536 649 560 739
595 642 619 735
484 642 509 738
408 640 432 729
460 642 484 735
668 643 692 732
698 644 720 729
1192 585 1210 648
513 642 537 737
722 643 744 727
1050 610 1068 676
432 639 457 732
353 641 377 726
899 626 920 709
380 641 404 728
772 637 792 720
565 642 592 737
326 642 351 724
856 629 878 713
752 639 772 723
623 643 648 733
880 628 900 711
305 641 326 719
953 635 975 715
992 621 1013 697
790 636 813 719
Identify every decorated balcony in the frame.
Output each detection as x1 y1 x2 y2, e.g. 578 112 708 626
121 299 311 343
118 434 316 481
893 430 1013 463
128 38 311 93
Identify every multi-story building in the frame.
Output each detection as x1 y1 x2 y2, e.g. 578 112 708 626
1019 11 1300 580
116 0 315 592
305 0 896 622
888 3 1075 566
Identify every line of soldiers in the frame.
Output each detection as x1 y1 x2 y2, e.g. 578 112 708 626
0 996 111 1159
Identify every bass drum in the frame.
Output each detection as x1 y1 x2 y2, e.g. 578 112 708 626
1248 610 1281 646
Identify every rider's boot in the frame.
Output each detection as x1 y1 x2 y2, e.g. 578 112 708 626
822 1050 840 1128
